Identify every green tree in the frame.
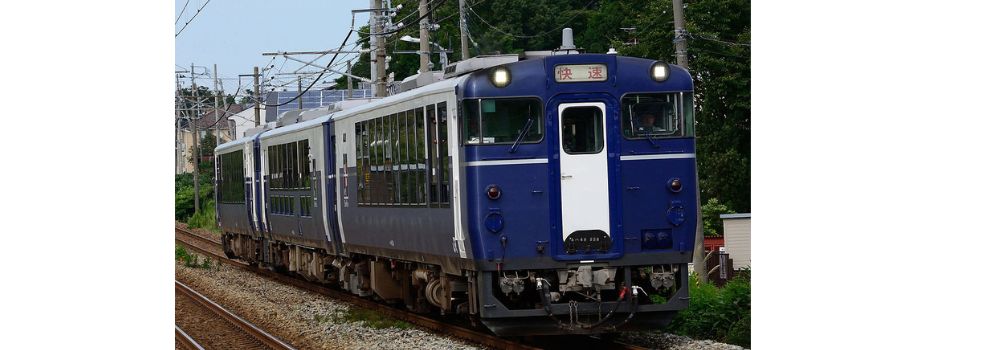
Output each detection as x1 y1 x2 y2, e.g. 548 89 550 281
615 0 751 212
701 198 736 236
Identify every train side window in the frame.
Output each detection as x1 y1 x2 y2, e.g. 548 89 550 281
415 110 427 204
463 98 542 144
355 122 363 205
462 99 481 144
682 92 695 136
298 140 310 189
437 102 450 204
621 93 686 139
426 104 438 203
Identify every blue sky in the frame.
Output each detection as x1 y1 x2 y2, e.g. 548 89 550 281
175 0 372 95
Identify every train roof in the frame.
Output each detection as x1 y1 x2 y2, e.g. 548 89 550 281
215 130 262 153
329 74 466 122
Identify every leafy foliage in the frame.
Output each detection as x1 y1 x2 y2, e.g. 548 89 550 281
175 173 213 222
187 199 219 232
338 0 750 212
701 198 736 236
668 272 751 348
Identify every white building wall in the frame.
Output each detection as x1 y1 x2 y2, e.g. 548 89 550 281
230 106 261 139
722 215 751 269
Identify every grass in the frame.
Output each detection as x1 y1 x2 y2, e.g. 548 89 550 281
175 245 214 269
186 200 221 233
666 270 751 348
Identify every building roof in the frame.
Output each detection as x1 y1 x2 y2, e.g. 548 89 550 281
190 104 249 129
720 213 751 219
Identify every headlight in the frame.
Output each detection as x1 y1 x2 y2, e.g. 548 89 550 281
491 65 511 88
651 61 669 82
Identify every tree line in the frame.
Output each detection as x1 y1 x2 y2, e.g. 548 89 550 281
335 0 750 219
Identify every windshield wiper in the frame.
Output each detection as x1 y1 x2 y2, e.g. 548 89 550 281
508 118 534 153
644 131 661 148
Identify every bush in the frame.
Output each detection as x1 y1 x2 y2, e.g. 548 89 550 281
187 199 219 232
667 272 750 348
175 173 213 221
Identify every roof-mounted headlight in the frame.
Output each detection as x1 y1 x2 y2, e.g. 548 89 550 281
651 61 669 82
490 65 511 88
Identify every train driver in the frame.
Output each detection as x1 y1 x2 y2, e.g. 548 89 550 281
637 112 666 134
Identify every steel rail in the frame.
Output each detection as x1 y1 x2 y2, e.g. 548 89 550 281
174 325 205 350
175 225 648 350
175 280 296 350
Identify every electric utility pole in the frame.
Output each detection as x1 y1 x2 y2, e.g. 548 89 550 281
375 1 387 97
254 66 261 126
297 76 304 109
672 0 704 283
175 72 186 175
459 0 470 60
672 0 689 69
346 61 354 98
190 63 201 214
214 64 221 146
418 0 430 73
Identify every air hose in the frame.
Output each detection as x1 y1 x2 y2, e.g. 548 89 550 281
536 278 633 330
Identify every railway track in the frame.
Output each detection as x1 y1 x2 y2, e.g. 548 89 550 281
176 279 296 350
175 325 205 350
175 225 648 350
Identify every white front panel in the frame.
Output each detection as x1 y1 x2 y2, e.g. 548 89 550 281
558 102 610 240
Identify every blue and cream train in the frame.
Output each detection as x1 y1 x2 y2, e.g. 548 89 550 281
215 45 699 335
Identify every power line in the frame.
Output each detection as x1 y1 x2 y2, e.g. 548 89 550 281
255 17 357 107
355 0 445 37
175 0 191 24
690 33 750 47
467 0 597 40
175 0 212 37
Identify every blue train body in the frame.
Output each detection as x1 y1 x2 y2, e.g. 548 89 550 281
215 51 699 335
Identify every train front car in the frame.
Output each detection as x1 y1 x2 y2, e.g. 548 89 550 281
461 54 698 335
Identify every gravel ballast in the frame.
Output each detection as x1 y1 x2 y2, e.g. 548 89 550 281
620 331 747 350
175 251 482 350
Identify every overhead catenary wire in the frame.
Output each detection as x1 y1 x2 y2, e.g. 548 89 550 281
355 0 446 38
252 16 357 108
175 0 192 24
175 0 212 37
689 33 750 47
467 0 597 39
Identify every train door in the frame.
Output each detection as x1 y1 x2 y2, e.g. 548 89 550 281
556 102 615 256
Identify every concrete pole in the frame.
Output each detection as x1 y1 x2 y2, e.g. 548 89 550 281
176 75 185 174
459 0 470 60
418 0 430 73
371 0 387 97
671 0 703 283
369 0 378 93
346 61 354 98
672 0 689 69
191 63 200 214
254 66 261 126
298 76 303 110
214 64 221 145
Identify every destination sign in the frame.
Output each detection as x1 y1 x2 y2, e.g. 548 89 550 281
554 64 608 82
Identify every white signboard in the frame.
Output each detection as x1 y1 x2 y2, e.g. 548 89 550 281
554 64 608 82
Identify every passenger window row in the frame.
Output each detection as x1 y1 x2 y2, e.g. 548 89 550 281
217 150 246 204
354 102 450 207
267 140 311 190
269 195 312 217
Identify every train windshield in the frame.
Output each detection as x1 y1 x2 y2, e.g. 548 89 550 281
621 93 695 139
463 98 543 144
